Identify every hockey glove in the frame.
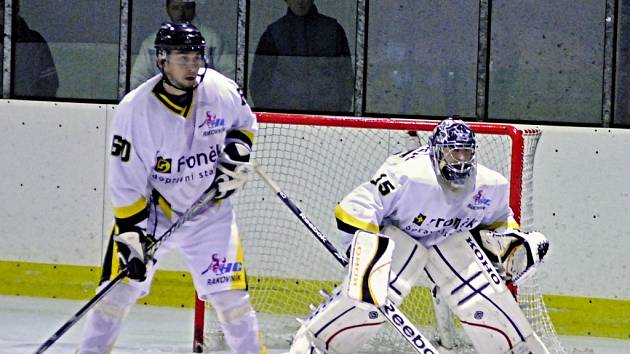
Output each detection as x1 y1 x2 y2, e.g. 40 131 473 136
210 142 253 200
475 230 550 285
114 228 156 281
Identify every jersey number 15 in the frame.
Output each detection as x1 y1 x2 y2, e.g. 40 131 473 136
370 173 395 196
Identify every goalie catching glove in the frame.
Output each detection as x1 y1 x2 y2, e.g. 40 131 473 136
210 142 253 200
114 228 156 281
475 229 550 285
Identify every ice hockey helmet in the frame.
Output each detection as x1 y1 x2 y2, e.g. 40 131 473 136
154 21 205 53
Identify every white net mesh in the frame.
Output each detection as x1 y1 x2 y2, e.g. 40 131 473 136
199 115 563 353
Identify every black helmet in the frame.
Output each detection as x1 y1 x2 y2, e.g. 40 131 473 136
154 22 205 53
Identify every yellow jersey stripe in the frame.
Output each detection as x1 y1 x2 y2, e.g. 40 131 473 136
113 196 147 219
335 205 380 233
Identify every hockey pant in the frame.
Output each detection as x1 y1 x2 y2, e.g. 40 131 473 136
289 227 549 354
77 283 264 354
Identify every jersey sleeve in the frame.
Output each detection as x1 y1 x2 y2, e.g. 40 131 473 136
335 159 402 252
108 101 151 233
478 180 520 232
225 82 257 151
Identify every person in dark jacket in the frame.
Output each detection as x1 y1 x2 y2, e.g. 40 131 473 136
250 0 354 111
12 0 59 97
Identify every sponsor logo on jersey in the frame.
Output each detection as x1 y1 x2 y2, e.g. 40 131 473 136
413 212 426 226
404 216 479 238
198 111 226 136
154 156 172 173
177 144 221 172
468 190 491 210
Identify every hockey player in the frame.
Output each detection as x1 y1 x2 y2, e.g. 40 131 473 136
288 117 550 354
77 22 265 354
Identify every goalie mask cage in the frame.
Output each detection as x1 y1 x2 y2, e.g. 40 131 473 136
193 113 564 353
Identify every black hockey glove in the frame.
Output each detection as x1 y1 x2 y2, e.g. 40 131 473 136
114 227 156 281
210 142 253 201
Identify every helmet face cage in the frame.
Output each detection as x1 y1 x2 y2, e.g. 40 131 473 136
429 118 477 187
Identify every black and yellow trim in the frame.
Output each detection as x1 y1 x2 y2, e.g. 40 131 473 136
151 189 174 221
335 204 380 234
480 220 520 231
100 225 120 284
226 129 255 148
152 82 195 118
114 196 149 233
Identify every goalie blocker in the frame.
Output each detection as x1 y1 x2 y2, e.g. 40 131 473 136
290 226 550 354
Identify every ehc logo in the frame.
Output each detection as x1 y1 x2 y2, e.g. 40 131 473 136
201 253 243 276
198 111 225 136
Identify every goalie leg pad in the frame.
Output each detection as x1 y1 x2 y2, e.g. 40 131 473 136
345 230 395 307
381 225 429 306
204 290 265 354
288 287 386 354
77 283 143 354
425 232 548 354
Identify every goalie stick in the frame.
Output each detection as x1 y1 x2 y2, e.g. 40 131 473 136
33 187 218 354
254 163 440 354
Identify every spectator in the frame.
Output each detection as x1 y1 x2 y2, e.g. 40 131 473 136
250 0 354 111
12 0 59 97
130 0 234 90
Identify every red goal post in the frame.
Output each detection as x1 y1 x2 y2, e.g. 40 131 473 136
193 113 562 353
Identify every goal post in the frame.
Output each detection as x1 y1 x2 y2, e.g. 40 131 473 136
193 113 563 353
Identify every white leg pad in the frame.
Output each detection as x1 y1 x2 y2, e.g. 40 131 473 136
77 282 142 354
290 226 429 354
204 290 265 354
382 225 429 305
288 287 386 354
426 232 549 354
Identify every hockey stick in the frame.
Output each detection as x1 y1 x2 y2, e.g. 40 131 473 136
254 164 440 354
33 187 217 354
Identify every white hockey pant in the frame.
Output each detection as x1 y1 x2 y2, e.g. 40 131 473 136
77 282 142 354
203 290 265 354
426 232 549 354
288 226 427 354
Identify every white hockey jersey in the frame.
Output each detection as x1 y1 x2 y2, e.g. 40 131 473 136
335 146 519 249
109 70 256 229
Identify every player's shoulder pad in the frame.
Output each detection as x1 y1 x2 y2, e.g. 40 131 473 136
200 70 246 104
385 146 434 183
476 164 509 187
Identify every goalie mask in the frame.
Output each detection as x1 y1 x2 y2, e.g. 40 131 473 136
154 21 207 90
429 117 477 188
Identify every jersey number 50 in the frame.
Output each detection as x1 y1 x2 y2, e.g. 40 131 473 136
111 135 131 162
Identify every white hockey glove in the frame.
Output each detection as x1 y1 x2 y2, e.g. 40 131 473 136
210 142 253 200
345 230 395 307
476 230 550 285
114 228 156 281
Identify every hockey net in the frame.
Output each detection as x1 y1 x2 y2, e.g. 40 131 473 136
194 113 564 353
